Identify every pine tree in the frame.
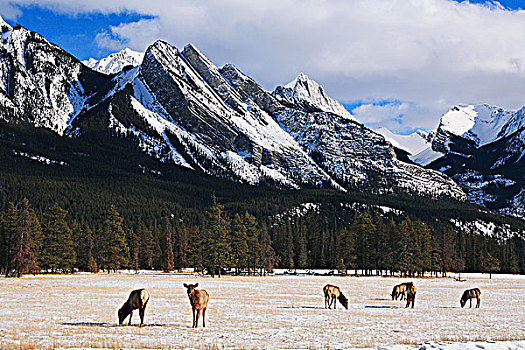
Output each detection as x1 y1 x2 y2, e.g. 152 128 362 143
352 211 375 275
336 258 347 275
395 218 412 276
340 227 356 272
187 225 203 272
375 215 390 275
98 205 129 272
203 195 231 277
285 218 295 270
439 225 457 276
244 212 261 274
161 216 175 272
11 198 40 277
40 204 76 273
137 221 155 270
1 202 17 276
231 213 249 274
174 221 189 271
128 225 141 272
258 222 278 274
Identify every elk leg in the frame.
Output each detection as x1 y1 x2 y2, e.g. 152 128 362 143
476 297 480 308
195 309 201 328
192 307 196 328
128 310 133 325
203 308 206 328
334 296 337 309
139 307 145 327
470 298 472 308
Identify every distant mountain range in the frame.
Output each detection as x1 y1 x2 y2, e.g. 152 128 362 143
378 105 525 219
0 16 465 203
1 15 524 220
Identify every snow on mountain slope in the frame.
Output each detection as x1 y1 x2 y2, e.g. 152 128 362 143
217 64 464 199
0 18 466 201
0 19 112 135
415 104 525 219
275 72 356 121
375 127 432 155
81 40 463 199
438 104 524 148
83 48 144 75
99 40 338 189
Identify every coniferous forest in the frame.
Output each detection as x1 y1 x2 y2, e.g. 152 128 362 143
1 123 524 277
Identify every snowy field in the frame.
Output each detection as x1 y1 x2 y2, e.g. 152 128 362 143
0 272 524 349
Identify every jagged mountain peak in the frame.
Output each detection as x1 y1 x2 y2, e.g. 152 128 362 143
284 71 310 88
83 47 144 75
275 72 356 121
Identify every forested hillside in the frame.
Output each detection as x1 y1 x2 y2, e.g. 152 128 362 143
1 122 524 276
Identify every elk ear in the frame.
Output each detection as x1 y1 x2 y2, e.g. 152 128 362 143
194 283 199 288
183 283 188 288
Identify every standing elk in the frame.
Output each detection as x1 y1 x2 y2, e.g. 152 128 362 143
118 289 150 327
391 282 413 300
460 288 481 308
323 284 349 309
405 284 417 308
184 283 209 328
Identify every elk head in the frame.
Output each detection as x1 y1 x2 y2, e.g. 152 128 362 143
184 283 199 297
118 304 130 325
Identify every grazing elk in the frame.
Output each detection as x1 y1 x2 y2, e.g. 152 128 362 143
391 282 413 300
460 288 481 308
118 289 150 327
323 284 349 309
184 283 209 328
405 284 417 308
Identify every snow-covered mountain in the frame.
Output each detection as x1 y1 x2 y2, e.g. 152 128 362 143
0 18 466 201
0 17 112 135
437 104 525 148
380 104 525 219
83 48 144 75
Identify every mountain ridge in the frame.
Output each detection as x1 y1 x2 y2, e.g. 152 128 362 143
380 104 525 219
0 22 467 204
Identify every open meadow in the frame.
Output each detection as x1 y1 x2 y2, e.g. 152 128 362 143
0 272 524 349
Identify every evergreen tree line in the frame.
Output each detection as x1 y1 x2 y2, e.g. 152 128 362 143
268 210 525 276
1 198 523 277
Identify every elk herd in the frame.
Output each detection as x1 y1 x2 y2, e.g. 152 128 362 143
116 282 481 328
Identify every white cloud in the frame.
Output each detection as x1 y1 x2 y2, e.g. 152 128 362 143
95 18 161 51
8 0 525 132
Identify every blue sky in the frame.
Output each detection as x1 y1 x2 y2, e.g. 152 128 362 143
2 0 525 135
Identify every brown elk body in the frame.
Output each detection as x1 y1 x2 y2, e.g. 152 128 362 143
118 289 150 327
405 284 416 308
460 288 481 308
391 282 412 300
323 284 348 309
184 283 209 328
